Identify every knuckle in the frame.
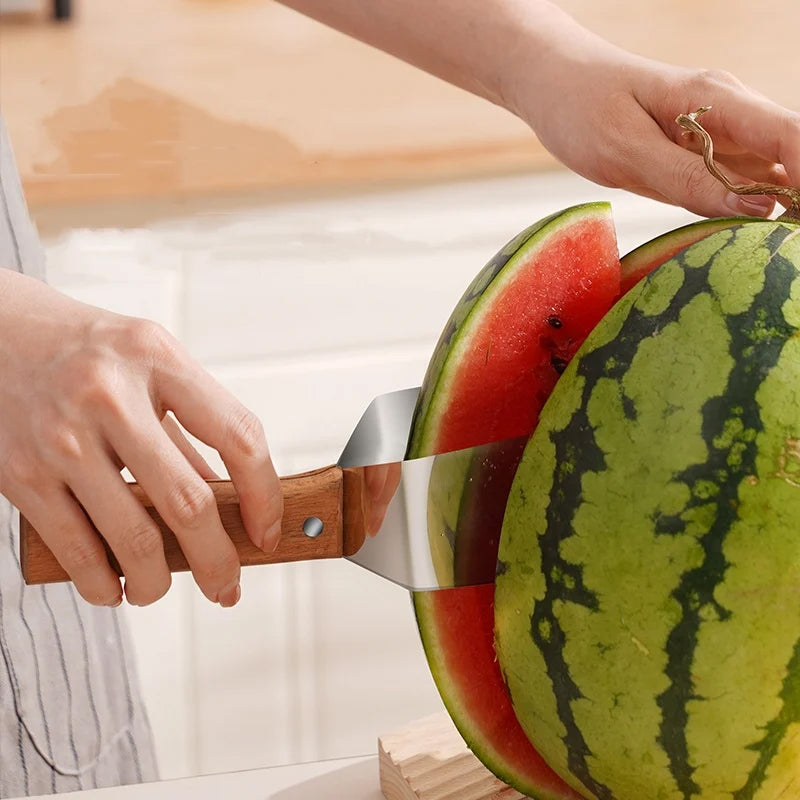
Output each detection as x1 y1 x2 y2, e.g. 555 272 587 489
123 520 164 561
44 425 84 463
2 448 39 490
664 69 743 121
164 480 215 530
122 318 176 364
73 359 122 415
60 534 107 572
227 407 266 461
676 157 712 200
694 68 741 90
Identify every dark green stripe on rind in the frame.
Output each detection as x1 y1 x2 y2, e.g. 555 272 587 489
735 635 800 799
495 221 800 799
405 202 611 459
527 349 609 798
618 217 753 292
655 224 798 798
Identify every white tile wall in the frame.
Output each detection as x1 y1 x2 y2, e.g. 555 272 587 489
41 169 702 781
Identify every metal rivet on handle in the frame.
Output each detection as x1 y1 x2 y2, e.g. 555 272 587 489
303 517 324 538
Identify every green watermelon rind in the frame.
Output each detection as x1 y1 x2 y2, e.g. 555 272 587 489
619 216 753 293
409 202 621 800
495 219 800 798
425 447 473 586
406 202 613 459
412 592 577 800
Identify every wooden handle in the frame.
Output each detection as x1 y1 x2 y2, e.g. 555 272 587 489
20 465 364 585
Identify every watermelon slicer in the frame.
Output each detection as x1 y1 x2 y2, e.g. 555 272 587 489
19 386 528 592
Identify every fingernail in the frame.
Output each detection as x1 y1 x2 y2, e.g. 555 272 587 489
218 582 241 608
726 192 773 217
261 520 282 552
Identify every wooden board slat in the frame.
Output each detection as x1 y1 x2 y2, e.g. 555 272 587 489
379 713 526 800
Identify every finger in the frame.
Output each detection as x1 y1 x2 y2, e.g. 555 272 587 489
161 413 220 480
19 485 122 606
105 409 242 607
154 355 282 552
69 453 173 607
700 95 800 186
102 414 221 480
713 153 789 188
716 158 794 212
675 128 746 158
629 120 777 218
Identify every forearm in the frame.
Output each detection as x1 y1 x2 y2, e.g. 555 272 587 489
275 0 623 117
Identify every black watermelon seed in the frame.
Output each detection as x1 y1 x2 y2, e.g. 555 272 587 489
551 356 568 374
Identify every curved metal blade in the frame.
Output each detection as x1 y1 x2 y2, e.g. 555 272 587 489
343 435 528 590
337 386 420 468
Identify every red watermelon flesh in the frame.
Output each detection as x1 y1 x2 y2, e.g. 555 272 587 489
410 204 621 799
430 215 621 455
415 588 582 800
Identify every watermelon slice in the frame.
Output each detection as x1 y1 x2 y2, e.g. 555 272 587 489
407 205 622 457
408 204 621 798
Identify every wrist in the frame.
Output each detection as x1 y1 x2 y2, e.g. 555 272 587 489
497 3 634 131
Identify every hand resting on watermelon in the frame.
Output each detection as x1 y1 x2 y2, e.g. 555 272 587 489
0 269 283 608
511 43 798 220
280 0 799 220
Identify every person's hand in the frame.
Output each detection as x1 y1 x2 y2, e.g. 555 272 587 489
0 270 283 608
278 1 797 219
508 42 799 219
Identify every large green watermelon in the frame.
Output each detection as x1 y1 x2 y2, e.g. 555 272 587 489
495 220 800 798
409 203 621 798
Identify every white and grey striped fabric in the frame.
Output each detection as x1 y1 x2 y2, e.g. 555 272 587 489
0 118 158 797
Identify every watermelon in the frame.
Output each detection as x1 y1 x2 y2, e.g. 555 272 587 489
406 205 622 458
408 203 621 798
495 219 800 798
619 217 751 296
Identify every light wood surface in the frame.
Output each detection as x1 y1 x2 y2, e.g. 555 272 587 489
1 1 797 211
379 713 525 800
20 465 355 584
19 755 382 800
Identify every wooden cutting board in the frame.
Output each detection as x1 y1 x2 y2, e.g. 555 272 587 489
379 712 527 800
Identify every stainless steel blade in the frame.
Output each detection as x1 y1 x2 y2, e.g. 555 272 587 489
337 386 420 468
343 435 528 590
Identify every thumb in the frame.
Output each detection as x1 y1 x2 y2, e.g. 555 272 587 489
638 139 776 219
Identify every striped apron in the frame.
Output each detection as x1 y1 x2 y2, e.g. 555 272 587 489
0 118 158 797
